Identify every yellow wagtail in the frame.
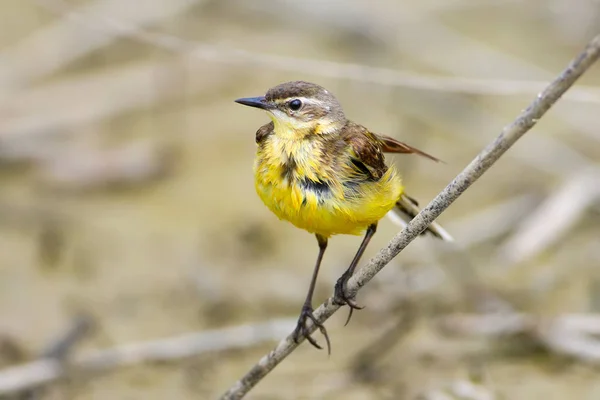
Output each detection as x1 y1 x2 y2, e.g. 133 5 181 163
235 81 452 353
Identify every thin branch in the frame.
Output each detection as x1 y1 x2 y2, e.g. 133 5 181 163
18 315 95 399
220 34 600 399
0 318 295 395
38 315 95 361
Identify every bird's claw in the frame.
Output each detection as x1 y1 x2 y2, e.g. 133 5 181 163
333 272 364 326
292 304 331 355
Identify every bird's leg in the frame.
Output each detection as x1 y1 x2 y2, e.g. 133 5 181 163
292 234 331 354
334 223 377 326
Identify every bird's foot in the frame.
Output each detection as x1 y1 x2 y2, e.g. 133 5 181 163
292 303 331 354
333 271 364 326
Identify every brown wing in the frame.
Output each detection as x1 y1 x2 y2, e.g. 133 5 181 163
255 121 274 143
376 134 442 163
341 122 388 180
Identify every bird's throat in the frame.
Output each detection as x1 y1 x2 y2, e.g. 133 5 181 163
269 113 344 140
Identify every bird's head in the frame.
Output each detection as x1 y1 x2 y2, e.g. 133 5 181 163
235 81 346 139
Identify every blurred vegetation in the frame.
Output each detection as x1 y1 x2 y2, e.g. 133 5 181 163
0 0 599 399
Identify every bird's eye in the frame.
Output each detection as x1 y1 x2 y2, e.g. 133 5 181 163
288 99 302 111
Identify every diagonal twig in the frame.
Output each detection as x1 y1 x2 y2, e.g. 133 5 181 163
219 34 600 399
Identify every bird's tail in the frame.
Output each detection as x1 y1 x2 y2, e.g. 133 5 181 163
389 193 454 242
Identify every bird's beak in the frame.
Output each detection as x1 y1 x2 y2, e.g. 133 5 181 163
234 96 273 110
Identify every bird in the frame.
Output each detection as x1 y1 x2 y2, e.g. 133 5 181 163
235 81 452 354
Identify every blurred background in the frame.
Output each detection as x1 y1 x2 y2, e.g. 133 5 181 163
0 0 599 399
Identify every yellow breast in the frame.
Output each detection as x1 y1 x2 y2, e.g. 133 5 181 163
253 135 403 238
